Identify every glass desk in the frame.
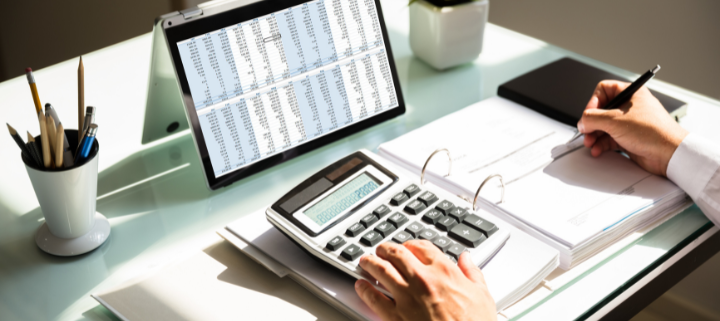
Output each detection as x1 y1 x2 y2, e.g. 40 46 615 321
1 1 719 319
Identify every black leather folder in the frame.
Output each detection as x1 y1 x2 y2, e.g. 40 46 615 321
498 58 687 126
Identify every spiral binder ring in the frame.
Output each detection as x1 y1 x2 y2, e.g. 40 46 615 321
420 148 452 185
473 174 505 211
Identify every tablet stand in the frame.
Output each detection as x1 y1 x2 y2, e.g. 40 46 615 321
141 17 189 144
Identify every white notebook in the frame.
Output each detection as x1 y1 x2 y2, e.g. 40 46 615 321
378 97 690 269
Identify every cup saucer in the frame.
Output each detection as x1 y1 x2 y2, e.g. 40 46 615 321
35 212 111 256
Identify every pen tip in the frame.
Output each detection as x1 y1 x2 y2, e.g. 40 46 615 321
7 123 16 135
651 65 661 73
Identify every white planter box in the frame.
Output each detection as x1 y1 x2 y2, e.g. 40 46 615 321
409 0 489 70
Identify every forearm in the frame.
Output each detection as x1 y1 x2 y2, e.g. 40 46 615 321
667 133 720 225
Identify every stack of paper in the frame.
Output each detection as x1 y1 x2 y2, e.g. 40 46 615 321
378 97 690 269
225 207 559 317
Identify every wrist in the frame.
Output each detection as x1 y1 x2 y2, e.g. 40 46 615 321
662 126 689 176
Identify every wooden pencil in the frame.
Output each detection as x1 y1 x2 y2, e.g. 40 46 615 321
27 131 43 166
38 112 51 168
78 56 85 146
47 115 57 162
55 123 64 168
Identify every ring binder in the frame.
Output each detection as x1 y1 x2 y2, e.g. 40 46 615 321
420 148 451 185
473 174 505 211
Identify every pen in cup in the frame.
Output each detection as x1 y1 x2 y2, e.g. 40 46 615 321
74 124 98 165
82 106 95 135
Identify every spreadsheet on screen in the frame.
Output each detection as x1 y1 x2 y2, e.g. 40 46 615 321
177 0 399 177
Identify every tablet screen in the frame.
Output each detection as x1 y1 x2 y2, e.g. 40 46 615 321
175 0 400 179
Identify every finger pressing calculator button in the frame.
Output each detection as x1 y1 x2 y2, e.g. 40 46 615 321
392 231 414 244
405 222 425 238
418 229 439 241
340 244 364 261
388 212 409 228
447 243 467 260
432 236 453 253
436 216 458 232
389 193 409 206
435 200 455 215
360 231 383 247
448 207 469 223
463 214 499 237
449 224 488 248
346 223 366 237
418 191 439 206
373 205 392 218
403 184 421 197
404 199 427 215
360 213 379 228
374 221 397 238
326 236 347 251
422 209 444 225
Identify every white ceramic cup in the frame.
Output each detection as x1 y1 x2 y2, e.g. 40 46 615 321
24 130 99 239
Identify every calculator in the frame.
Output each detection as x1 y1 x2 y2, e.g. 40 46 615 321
267 150 510 288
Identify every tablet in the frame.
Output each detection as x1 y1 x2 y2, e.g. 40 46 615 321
162 0 405 190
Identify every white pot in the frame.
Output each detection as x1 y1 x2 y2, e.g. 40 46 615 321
409 0 489 70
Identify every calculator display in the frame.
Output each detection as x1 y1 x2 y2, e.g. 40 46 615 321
304 173 380 226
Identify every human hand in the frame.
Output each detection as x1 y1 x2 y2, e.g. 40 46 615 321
354 241 497 321
577 80 688 176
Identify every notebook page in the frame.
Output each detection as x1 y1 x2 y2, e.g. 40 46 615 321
378 97 684 249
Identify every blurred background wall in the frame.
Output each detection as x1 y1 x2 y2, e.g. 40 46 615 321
1 0 718 320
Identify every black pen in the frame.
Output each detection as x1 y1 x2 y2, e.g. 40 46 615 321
567 65 661 143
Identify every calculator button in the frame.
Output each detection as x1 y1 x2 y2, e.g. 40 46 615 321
360 213 379 228
435 200 455 215
449 224 487 248
360 231 383 247
326 236 347 251
374 222 397 238
392 231 414 244
404 200 427 215
388 212 409 228
418 191 439 206
418 229 439 241
447 243 467 260
389 193 409 206
432 236 453 253
373 205 392 218
405 222 425 238
340 244 364 261
436 216 458 232
463 214 499 237
422 209 444 225
448 207 469 223
346 223 366 237
403 184 421 197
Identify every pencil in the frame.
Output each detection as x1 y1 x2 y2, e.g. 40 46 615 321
38 112 51 168
47 115 57 162
78 57 85 146
6 123 32 162
25 68 43 115
27 132 43 166
58 124 74 168
55 123 64 168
